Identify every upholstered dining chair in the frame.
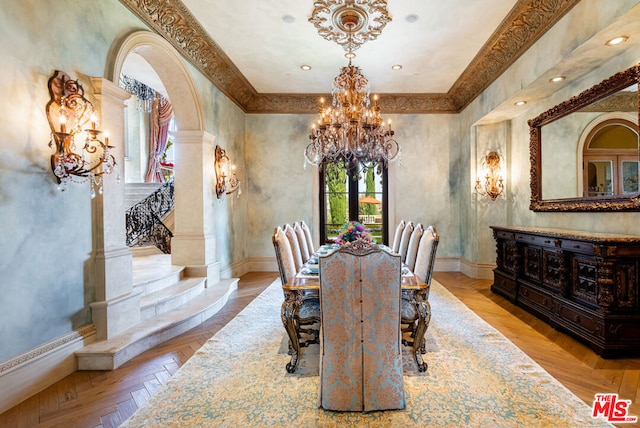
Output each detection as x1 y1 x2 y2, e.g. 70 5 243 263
272 226 320 356
318 242 405 412
284 223 304 271
404 223 424 271
299 221 315 256
391 220 405 253
398 221 414 263
413 225 439 285
401 226 439 371
272 226 297 286
293 222 310 262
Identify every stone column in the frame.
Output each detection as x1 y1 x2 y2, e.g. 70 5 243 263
170 130 221 285
88 77 140 340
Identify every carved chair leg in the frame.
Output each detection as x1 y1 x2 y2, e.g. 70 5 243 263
412 299 431 372
281 298 301 373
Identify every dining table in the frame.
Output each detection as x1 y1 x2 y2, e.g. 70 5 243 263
281 244 430 373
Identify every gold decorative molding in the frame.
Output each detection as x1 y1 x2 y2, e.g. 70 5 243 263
449 0 582 111
118 0 579 114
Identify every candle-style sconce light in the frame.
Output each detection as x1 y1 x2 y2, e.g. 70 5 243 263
214 145 240 198
475 151 504 200
46 70 118 197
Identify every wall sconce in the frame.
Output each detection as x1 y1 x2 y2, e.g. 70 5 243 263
46 70 118 197
214 145 240 198
475 151 504 200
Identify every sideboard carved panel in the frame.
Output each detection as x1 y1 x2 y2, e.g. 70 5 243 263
491 226 640 357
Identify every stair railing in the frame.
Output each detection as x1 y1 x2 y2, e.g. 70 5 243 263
126 178 174 254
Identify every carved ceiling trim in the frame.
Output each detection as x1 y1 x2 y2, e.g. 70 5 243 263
449 0 582 111
118 0 580 114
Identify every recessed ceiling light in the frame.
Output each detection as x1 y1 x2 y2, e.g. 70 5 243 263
391 64 403 71
282 15 295 24
549 76 566 83
514 100 527 106
605 36 628 46
300 65 312 71
405 14 419 23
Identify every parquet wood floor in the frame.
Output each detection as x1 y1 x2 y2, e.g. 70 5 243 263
1 271 638 427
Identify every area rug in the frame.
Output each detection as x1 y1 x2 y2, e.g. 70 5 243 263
121 279 612 427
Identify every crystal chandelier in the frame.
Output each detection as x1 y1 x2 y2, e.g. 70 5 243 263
304 0 400 169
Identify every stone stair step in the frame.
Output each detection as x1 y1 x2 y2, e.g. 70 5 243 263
140 277 206 321
125 182 164 209
132 254 183 296
76 278 238 370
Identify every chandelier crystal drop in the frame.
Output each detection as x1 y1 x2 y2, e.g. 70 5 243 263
304 63 400 168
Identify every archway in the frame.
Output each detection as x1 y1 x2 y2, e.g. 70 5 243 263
91 30 223 341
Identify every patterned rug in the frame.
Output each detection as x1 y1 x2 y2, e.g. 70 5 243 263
121 279 612 427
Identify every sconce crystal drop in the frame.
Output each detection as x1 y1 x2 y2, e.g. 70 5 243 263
214 145 240 198
475 151 505 200
46 70 118 197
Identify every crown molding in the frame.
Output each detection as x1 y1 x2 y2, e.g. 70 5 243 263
118 0 580 114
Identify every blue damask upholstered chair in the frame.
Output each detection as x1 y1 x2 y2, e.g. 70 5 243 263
318 242 405 412
272 227 320 358
398 221 414 263
401 226 439 371
405 223 424 271
391 220 405 253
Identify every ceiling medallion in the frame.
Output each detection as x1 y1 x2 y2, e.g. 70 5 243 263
309 0 392 55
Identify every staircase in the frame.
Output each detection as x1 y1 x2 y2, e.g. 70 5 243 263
125 182 163 209
76 254 238 370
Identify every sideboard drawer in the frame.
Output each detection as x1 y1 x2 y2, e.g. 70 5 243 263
492 270 517 302
558 301 603 340
519 282 555 316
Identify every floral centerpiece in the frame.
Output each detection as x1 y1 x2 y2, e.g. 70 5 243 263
335 221 375 245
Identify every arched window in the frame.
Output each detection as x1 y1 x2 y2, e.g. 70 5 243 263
319 161 389 245
583 119 639 196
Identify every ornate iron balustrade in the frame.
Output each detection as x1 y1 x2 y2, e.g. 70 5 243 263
126 178 174 254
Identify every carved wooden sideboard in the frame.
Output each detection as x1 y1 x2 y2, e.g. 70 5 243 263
491 226 640 357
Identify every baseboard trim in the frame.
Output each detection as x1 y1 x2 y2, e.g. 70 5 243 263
0 324 97 413
460 258 496 280
221 258 252 278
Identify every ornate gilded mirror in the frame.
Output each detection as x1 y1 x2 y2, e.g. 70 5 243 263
529 64 640 211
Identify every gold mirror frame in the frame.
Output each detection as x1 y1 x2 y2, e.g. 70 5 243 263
529 64 640 212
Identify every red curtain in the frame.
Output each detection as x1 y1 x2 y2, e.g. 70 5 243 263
145 97 174 183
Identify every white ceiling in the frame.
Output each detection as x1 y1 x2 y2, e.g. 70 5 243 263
179 0 519 94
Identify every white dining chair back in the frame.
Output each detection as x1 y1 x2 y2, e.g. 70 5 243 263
413 226 439 285
398 221 414 263
293 222 310 262
405 223 424 271
300 221 315 256
272 226 297 286
391 220 405 253
284 223 304 271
